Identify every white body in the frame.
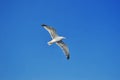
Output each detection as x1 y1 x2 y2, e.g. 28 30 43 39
48 36 64 45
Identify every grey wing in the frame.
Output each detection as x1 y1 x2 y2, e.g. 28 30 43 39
56 40 70 60
41 24 58 39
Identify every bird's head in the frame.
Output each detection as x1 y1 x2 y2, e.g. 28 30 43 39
61 36 66 39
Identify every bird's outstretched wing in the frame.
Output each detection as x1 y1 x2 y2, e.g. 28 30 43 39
56 40 70 60
41 24 58 39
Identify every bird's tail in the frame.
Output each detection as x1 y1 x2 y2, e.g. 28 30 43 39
48 41 52 46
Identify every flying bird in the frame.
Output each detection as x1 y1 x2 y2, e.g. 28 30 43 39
41 24 70 60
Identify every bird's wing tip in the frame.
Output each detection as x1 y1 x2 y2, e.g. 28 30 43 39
41 24 47 26
66 55 70 60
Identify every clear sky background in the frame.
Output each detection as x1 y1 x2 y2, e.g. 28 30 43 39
0 0 120 80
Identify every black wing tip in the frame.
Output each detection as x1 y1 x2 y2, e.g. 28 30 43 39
41 24 47 26
66 55 70 60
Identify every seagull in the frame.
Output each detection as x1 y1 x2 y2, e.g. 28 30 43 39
41 24 70 60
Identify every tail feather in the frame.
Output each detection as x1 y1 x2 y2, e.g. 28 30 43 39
48 41 52 45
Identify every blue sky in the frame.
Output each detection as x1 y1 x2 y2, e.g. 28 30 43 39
0 0 120 80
